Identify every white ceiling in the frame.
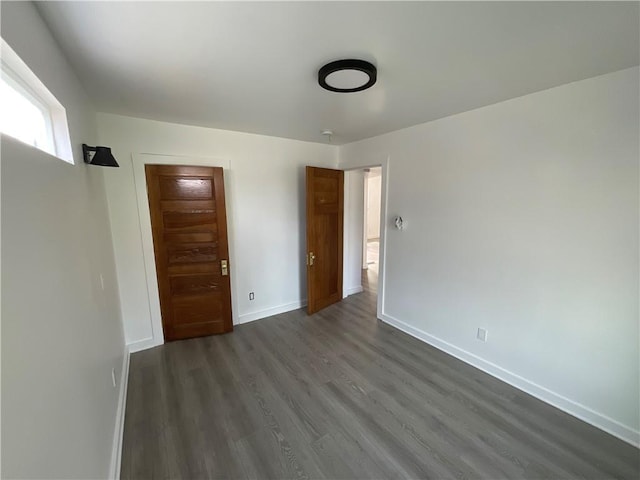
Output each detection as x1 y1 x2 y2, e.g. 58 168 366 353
36 1 639 145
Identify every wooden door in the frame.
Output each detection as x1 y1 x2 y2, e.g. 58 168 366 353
306 166 344 314
145 165 232 341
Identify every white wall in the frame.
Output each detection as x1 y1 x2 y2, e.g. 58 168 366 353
1 2 125 478
97 113 338 349
366 169 382 240
339 67 640 445
343 169 364 297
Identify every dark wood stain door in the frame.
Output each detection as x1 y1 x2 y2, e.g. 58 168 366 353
145 165 232 341
306 166 344 314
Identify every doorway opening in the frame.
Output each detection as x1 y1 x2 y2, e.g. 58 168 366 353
342 164 385 316
362 167 382 293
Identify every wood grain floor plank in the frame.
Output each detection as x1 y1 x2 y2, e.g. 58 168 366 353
121 270 639 479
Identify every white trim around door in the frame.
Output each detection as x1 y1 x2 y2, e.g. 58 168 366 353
131 153 234 350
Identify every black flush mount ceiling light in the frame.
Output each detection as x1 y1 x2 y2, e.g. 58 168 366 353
318 59 377 93
82 144 119 167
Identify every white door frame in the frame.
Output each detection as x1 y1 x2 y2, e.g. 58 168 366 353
362 169 369 270
342 155 389 319
131 153 236 351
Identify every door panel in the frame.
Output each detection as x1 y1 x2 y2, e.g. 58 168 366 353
158 177 213 199
171 293 223 325
146 164 233 341
169 273 221 295
306 166 344 314
166 243 219 264
163 211 217 229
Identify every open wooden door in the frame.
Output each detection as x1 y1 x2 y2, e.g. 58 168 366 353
146 165 233 341
306 166 344 314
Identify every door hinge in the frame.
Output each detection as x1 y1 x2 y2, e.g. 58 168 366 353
307 252 315 266
221 259 228 276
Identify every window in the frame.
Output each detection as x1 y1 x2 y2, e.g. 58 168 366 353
1 38 73 163
1 65 55 154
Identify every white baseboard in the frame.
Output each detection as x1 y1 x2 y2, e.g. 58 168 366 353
380 313 640 447
108 345 131 480
344 285 364 297
236 300 307 325
127 337 162 353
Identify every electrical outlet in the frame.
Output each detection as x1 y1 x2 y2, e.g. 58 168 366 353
249 292 255 301
111 368 117 387
477 328 488 342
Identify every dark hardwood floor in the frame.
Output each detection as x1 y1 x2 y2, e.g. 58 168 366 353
121 270 639 479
